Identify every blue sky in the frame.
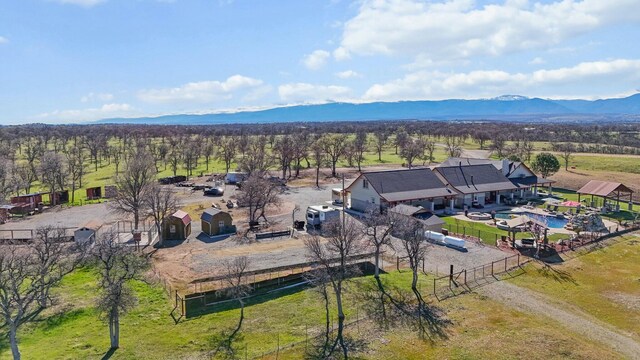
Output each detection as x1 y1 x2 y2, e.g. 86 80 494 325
1 0 640 124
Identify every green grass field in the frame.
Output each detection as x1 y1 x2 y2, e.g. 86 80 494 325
509 232 640 339
1 264 624 359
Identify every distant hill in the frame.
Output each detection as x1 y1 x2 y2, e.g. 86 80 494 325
97 93 640 125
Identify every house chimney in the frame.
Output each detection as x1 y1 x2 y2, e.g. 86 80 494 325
502 159 510 176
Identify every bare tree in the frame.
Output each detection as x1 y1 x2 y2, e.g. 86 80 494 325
110 149 156 229
352 131 368 171
361 209 395 280
400 138 425 168
216 136 237 174
310 140 325 188
273 135 295 179
320 134 347 177
0 158 12 203
65 145 85 204
395 217 430 337
304 217 364 358
143 184 178 247
559 142 575 170
236 175 282 227
211 256 251 358
444 136 463 158
373 132 389 161
167 149 181 177
423 140 436 165
0 226 84 360
39 151 67 206
93 232 149 350
491 136 507 158
238 135 272 175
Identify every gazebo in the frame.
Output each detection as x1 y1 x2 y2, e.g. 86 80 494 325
577 180 634 211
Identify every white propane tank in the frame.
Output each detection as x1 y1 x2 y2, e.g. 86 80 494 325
444 236 466 249
424 230 446 244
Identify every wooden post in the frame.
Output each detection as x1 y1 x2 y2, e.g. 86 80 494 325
433 278 436 295
449 264 454 288
396 256 400 271
504 257 508 272
491 261 494 275
517 253 520 267
464 269 467 285
276 333 280 360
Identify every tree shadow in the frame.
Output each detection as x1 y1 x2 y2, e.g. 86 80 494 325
355 276 451 342
209 320 245 360
536 264 577 285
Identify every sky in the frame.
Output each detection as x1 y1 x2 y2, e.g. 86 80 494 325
1 0 640 125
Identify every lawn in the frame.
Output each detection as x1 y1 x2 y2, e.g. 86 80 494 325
1 265 623 359
509 232 640 339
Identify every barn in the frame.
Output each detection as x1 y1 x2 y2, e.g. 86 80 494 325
163 210 192 241
200 208 235 236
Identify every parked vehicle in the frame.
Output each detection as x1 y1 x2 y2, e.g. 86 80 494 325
225 172 248 185
204 187 225 196
305 205 340 230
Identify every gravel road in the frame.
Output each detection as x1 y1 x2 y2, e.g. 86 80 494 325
479 281 640 359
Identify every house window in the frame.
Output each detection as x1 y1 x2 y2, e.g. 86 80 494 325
371 197 376 203
169 225 176 233
218 221 225 228
363 179 369 189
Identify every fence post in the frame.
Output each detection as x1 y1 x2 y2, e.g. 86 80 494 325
449 265 454 289
491 261 494 275
433 278 436 296
276 333 280 360
464 269 467 285
517 253 520 267
504 257 508 272
396 256 400 271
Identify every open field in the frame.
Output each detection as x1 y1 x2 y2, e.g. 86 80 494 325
509 232 640 339
0 267 625 360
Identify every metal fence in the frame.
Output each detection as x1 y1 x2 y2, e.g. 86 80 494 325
432 254 527 300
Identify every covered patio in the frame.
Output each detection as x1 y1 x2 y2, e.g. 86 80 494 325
577 180 634 211
510 176 555 200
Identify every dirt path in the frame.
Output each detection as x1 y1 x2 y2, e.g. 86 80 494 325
479 281 640 359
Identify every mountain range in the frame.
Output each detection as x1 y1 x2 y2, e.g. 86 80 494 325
97 93 640 125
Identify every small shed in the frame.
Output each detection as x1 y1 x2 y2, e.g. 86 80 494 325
163 210 192 241
201 208 235 236
74 219 103 244
86 186 103 200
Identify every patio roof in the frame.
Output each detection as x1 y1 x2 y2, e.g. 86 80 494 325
577 180 634 198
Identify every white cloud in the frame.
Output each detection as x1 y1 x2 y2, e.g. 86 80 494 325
278 83 351 102
363 59 640 101
529 57 546 65
34 103 136 123
335 70 361 79
53 0 106 7
138 75 264 103
80 92 114 103
338 0 640 63
302 50 331 70
0 36 8 44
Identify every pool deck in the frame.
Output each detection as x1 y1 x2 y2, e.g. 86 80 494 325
448 206 617 235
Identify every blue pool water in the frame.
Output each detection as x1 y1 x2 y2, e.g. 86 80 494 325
495 212 569 228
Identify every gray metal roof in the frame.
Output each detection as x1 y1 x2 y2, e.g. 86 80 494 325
419 214 445 227
201 208 224 223
360 168 457 201
439 157 523 177
388 204 428 216
434 164 517 194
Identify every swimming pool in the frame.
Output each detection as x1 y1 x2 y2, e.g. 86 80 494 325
495 212 569 228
